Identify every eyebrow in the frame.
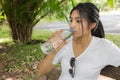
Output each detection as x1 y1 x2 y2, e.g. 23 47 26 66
69 16 81 19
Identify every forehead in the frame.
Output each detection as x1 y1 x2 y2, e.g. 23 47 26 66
70 10 88 23
70 10 81 19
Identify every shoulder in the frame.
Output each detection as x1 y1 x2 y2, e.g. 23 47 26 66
93 36 120 52
92 36 118 51
93 36 113 46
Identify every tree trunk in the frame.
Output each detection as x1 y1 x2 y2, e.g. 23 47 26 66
9 21 32 44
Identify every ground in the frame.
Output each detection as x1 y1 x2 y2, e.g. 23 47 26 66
0 44 120 80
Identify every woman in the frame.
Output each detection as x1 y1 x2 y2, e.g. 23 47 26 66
39 2 120 80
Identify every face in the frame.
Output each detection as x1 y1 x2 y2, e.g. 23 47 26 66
69 10 94 38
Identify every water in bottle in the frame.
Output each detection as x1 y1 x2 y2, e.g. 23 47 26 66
41 28 74 54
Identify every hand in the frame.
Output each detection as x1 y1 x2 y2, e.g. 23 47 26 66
48 30 66 54
48 30 64 40
48 30 64 48
51 40 67 54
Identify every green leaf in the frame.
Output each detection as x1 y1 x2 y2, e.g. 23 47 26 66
107 0 114 8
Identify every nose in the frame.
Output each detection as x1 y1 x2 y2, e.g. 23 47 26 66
70 21 76 29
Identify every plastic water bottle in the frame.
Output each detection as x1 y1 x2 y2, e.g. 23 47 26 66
41 28 74 54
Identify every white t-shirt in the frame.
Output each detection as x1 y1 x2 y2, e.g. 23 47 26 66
52 36 120 80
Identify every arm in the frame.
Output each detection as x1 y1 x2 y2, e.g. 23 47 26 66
38 40 66 76
38 51 56 76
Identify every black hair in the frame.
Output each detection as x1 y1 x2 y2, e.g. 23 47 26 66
70 2 105 38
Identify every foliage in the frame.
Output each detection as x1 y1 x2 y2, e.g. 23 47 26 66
69 0 120 11
107 0 115 8
0 2 5 24
0 0 70 44
0 12 5 24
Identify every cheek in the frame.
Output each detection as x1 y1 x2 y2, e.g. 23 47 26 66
79 24 91 36
82 21 90 31
73 26 82 37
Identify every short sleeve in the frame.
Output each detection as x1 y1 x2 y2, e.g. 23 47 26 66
108 42 120 67
52 48 63 64
52 37 72 65
52 45 67 64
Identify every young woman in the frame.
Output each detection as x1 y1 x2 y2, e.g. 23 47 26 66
39 2 120 80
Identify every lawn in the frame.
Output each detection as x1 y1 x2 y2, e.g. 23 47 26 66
0 24 120 80
0 24 53 80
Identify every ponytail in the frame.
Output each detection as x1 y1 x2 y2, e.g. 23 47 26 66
92 20 105 38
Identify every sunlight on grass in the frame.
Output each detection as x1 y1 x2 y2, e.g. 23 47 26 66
0 38 12 43
32 29 53 41
0 24 11 38
106 34 120 47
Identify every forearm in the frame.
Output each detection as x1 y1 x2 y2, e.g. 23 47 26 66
38 40 66 76
38 51 56 75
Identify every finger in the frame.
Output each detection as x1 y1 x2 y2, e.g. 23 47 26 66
48 35 53 40
54 30 64 38
54 29 64 35
48 32 57 40
48 30 63 40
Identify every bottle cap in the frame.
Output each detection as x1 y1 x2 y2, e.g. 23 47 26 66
69 28 74 33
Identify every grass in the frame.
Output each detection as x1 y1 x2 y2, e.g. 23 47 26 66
0 24 12 44
0 25 53 79
105 34 120 47
32 29 53 41
0 44 43 79
0 24 11 38
0 24 120 79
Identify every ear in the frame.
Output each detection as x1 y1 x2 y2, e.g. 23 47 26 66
90 22 96 30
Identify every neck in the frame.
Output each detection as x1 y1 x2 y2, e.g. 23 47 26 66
73 35 93 47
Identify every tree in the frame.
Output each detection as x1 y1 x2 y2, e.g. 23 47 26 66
0 0 70 44
0 2 5 24
70 0 119 10
0 0 118 44
107 0 115 8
